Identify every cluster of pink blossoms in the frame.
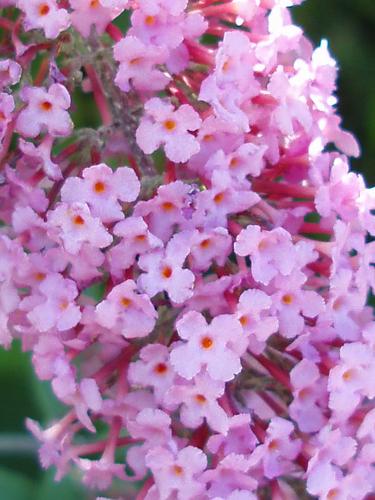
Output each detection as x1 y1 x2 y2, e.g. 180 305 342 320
0 0 374 499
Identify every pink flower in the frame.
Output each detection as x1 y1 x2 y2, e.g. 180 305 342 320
0 59 21 88
207 414 258 456
99 0 129 7
307 426 357 473
18 249 66 291
145 445 207 500
267 66 312 136
114 36 170 92
26 417 72 472
138 232 195 303
188 115 244 173
328 342 375 419
136 98 201 163
199 31 260 132
128 344 176 403
326 269 363 341
194 170 259 228
0 236 26 347
129 1 193 52
250 417 301 479
235 225 298 285
271 271 325 338
96 280 157 338
170 310 243 381
61 164 140 223
134 180 191 242
47 202 113 255
17 0 70 39
164 372 228 433
74 457 125 490
202 454 257 498
70 0 121 37
138 0 188 17
0 92 14 140
289 359 327 433
127 408 172 446
16 84 73 138
236 289 279 353
315 157 365 221
20 273 81 332
19 136 62 180
189 228 232 271
63 244 105 284
12 206 49 251
107 216 162 279
201 142 267 183
3 163 50 216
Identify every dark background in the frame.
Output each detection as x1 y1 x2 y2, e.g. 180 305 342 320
0 1 374 498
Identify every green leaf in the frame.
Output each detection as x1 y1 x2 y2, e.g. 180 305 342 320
30 377 65 424
0 467 36 500
35 469 87 500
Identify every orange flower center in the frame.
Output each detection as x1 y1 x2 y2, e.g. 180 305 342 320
172 465 183 476
161 201 175 212
282 294 294 305
213 192 225 204
161 266 173 279
200 336 213 349
34 272 46 282
230 157 239 168
38 3 50 16
154 362 168 374
200 238 211 249
268 439 279 451
0 111 5 121
40 100 53 112
135 234 147 242
222 60 231 72
145 15 156 25
203 134 214 142
258 238 269 250
195 394 207 404
342 369 355 382
93 181 106 193
129 57 142 65
90 0 100 8
73 215 85 225
121 297 132 308
59 300 69 310
298 387 311 400
239 315 249 326
327 489 339 500
163 119 177 132
333 297 344 311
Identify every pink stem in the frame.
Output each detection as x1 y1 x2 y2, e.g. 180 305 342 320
84 64 112 126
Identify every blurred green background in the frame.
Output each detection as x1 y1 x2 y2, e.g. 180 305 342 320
0 1 374 499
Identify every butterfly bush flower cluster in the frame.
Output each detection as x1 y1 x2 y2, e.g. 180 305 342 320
0 0 374 498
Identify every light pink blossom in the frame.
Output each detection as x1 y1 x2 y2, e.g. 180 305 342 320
96 280 157 338
170 311 243 381
16 84 73 138
136 98 201 163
